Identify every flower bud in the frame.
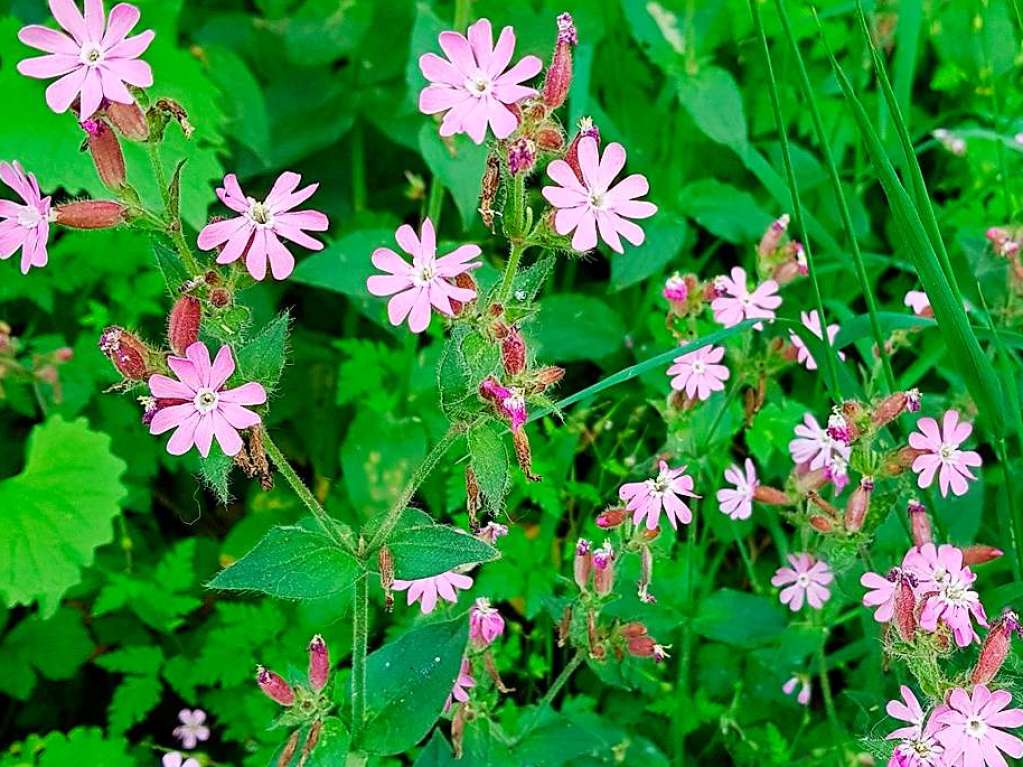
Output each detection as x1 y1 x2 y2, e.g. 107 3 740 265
592 540 615 596
807 490 840 519
962 545 1004 566
256 666 295 706
55 200 126 229
757 214 790 258
106 100 149 141
872 392 909 426
908 499 932 546
844 476 873 532
501 326 527 376
508 138 536 175
663 273 688 314
307 634 330 692
564 117 599 180
771 258 803 286
209 288 232 308
465 466 481 530
794 465 829 494
82 118 126 189
808 514 834 533
753 485 791 505
525 365 565 394
167 295 201 356
99 326 151 380
894 573 917 642
971 610 1022 685
542 13 577 109
447 272 478 316
535 123 565 151
513 429 539 481
595 506 627 529
574 538 592 590
627 635 670 662
469 598 505 647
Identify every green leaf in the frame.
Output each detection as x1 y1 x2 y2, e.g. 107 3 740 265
694 589 787 647
467 421 510 515
107 674 162 734
236 313 291 392
199 449 234 504
418 124 489 230
360 617 469 755
341 410 428 515
678 180 773 243
292 228 395 297
677 66 748 150
0 607 93 700
530 294 626 362
33 727 136 767
208 526 362 600
283 0 374 65
746 400 807 463
609 213 688 291
94 646 164 676
389 522 500 580
0 417 127 616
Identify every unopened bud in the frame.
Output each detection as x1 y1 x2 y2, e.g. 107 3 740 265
210 288 232 308
513 429 540 481
807 490 840 519
971 610 1022 685
55 200 126 229
106 100 149 141
542 13 577 109
595 506 627 529
962 545 1004 566
906 499 932 546
753 485 791 505
809 514 834 533
256 666 295 706
98 326 151 380
168 295 201 356
447 272 478 316
771 258 803 286
501 326 527 375
565 117 599 180
451 699 468 759
894 575 917 642
508 138 536 175
574 538 592 590
82 118 126 189
794 465 829 494
525 365 565 394
895 446 927 470
307 635 330 692
663 273 688 314
758 214 790 257
592 540 615 596
535 124 565 151
844 476 873 532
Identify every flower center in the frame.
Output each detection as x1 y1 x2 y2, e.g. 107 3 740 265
965 717 987 739
938 443 954 461
193 388 219 414
588 191 608 210
690 360 706 375
247 199 273 227
80 43 104 66
465 76 493 96
796 573 811 588
16 205 42 228
413 262 436 287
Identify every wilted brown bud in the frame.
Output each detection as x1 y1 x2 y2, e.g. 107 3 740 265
844 476 873 532
501 326 527 376
168 295 201 356
807 491 840 519
479 154 501 230
962 545 1004 566
557 605 572 647
595 506 627 529
209 288 232 308
971 610 1021 685
156 97 194 138
277 730 301 767
98 326 152 380
637 544 655 603
106 101 149 141
55 200 126 229
451 700 468 759
448 272 478 317
378 546 395 612
753 485 791 506
483 650 512 693
908 499 932 546
465 466 481 531
587 608 604 660
513 429 540 481
525 365 565 394
298 719 322 767
82 118 126 189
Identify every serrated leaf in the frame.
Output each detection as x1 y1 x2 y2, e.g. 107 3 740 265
0 417 127 616
107 674 162 734
236 313 291 392
359 617 469 755
467 422 510 515
208 526 362 600
199 449 234 504
389 523 500 580
0 607 93 700
94 646 164 676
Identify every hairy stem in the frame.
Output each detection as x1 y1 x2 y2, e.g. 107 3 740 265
147 139 200 275
351 572 369 741
497 240 527 305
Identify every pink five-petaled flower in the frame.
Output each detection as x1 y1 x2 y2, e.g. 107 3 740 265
542 136 657 253
903 543 988 647
147 342 267 458
18 0 154 120
716 459 757 521
908 410 982 497
0 161 52 274
886 686 946 767
667 344 729 401
782 675 811 706
172 708 209 750
392 570 473 614
367 218 481 334
418 18 542 144
619 461 700 532
197 172 329 281
790 310 845 371
934 686 1023 767
710 267 782 330
445 657 476 711
469 598 505 647
860 569 899 623
789 412 852 472
162 754 200 767
771 553 833 612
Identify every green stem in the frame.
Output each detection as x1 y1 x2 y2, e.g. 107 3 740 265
426 177 444 229
732 522 761 594
513 649 585 745
497 240 527 305
351 120 367 213
454 0 472 30
147 138 200 275
147 140 170 210
169 224 201 276
351 572 369 741
996 438 1023 579
816 619 844 761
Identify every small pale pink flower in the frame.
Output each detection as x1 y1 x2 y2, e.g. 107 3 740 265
367 218 481 334
392 570 473 614
886 687 946 767
790 310 844 371
469 598 504 646
887 686 928 741
789 413 851 472
908 410 982 497
197 172 329 281
782 675 811 706
618 460 700 531
542 136 657 253
477 522 508 544
162 754 200 767
710 267 781 330
419 18 542 144
934 686 1023 767
860 569 899 623
771 553 832 611
172 708 209 750
667 344 729 401
18 0 155 119
444 657 476 711
147 342 266 458
904 290 932 317
903 543 988 647
716 459 757 521
0 161 52 274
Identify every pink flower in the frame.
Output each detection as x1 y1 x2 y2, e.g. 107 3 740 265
0 161 52 274
710 267 781 330
782 675 811 706
860 569 899 623
934 686 1023 767
418 19 542 144
197 172 329 281
147 342 267 458
789 413 851 472
17 0 154 120
479 377 527 431
542 136 657 253
904 290 932 317
667 345 729 401
886 687 946 767
391 570 473 614
477 522 508 544
908 410 982 497
172 708 209 750
469 598 505 646
903 543 987 647
162 754 200 767
887 686 929 740
790 310 844 371
716 459 757 521
771 553 832 611
618 460 700 531
366 218 481 334
444 657 476 711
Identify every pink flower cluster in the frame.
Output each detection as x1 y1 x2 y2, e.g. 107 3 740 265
0 161 51 274
789 412 851 491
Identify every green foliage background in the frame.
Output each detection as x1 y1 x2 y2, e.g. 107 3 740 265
1 0 1022 765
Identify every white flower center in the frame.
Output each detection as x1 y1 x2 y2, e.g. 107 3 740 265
247 199 274 227
465 75 493 96
413 262 436 287
16 205 42 228
647 473 670 497
690 360 706 375
80 43 104 66
938 443 955 461
588 191 608 210
796 573 811 588
965 717 987 739
193 388 219 414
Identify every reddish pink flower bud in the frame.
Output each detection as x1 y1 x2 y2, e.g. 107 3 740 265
469 598 505 646
307 635 330 692
209 288 231 308
99 326 151 380
663 272 688 315
753 485 791 505
971 610 1022 684
167 295 202 356
592 540 615 596
55 200 126 229
962 545 1004 566
564 117 599 180
480 376 527 431
105 101 149 141
574 538 592 590
501 326 527 376
894 572 917 642
908 499 932 546
82 118 126 189
542 13 577 110
872 392 910 426
256 666 295 706
808 514 834 533
595 507 628 529
535 124 565 151
508 138 536 175
844 476 873 532
757 214 789 258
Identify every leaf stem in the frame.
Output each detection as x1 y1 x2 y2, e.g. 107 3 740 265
351 572 369 742
146 138 200 275
497 240 527 305
816 618 844 760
